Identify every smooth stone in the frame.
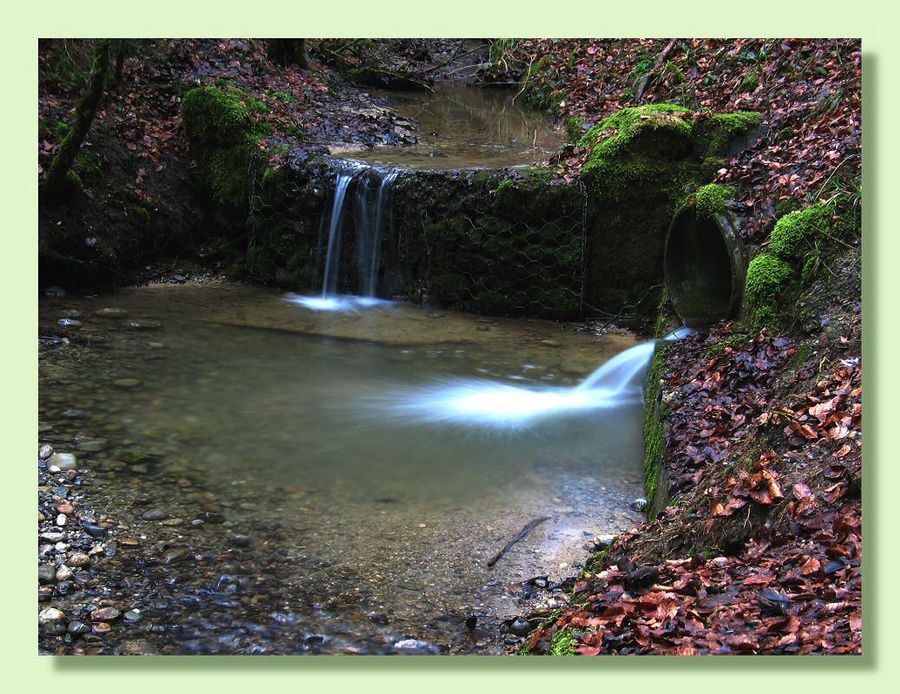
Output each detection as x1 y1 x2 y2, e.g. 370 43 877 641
67 552 91 567
43 621 67 636
68 620 92 635
38 607 66 624
125 320 161 330
123 610 142 623
55 513 67 526
76 437 107 452
94 308 129 319
630 498 648 512
38 565 57 584
113 378 142 389
540 339 561 347
61 409 88 419
39 444 54 460
162 547 190 564
56 502 74 514
230 534 252 547
81 521 108 540
118 537 141 548
56 565 74 582
142 509 168 521
216 575 240 594
40 532 65 543
393 638 441 654
92 622 112 634
57 318 82 327
91 607 121 622
509 617 532 636
48 452 77 471
62 309 82 318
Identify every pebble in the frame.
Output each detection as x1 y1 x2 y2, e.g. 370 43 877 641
38 607 66 625
509 617 532 636
67 552 91 567
48 452 78 471
55 513 67 527
393 638 441 654
39 444 54 460
81 521 108 540
92 622 112 634
630 497 648 512
40 532 65 543
118 537 141 548
113 378 142 389
216 575 241 594
91 607 121 622
61 409 87 419
76 437 107 452
57 318 82 327
67 620 92 635
94 308 129 319
162 547 190 564
540 339 561 347
56 502 74 514
142 508 168 521
125 320 162 330
44 286 66 297
123 609 142 623
56 565 74 582
38 565 56 584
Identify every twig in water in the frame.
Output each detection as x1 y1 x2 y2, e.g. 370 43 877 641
487 516 551 568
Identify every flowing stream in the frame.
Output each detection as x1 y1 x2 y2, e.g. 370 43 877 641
39 284 649 654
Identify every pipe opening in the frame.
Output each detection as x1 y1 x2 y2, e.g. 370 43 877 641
665 209 744 327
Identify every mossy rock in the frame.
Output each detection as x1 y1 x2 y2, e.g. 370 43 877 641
643 342 670 516
768 203 831 262
206 146 252 208
181 86 252 148
745 253 796 328
692 183 736 219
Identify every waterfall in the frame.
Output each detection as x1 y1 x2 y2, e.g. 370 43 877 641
286 164 400 312
381 328 692 427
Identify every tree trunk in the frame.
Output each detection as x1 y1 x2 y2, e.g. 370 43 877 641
43 39 111 200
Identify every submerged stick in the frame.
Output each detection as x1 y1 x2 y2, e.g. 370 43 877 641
486 516 551 568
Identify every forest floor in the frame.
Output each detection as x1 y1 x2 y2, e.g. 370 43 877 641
37 38 863 656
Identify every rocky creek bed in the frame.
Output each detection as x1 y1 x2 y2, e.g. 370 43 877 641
37 282 648 655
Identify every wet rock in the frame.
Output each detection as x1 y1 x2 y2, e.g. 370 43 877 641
43 621 67 636
67 552 91 568
40 532 65 543
113 378 142 389
508 617 532 636
142 508 168 521
55 513 67 527
118 537 141 549
56 502 74 514
57 318 82 327
540 339 561 347
216 575 241 593
48 452 78 471
61 409 88 419
123 609 142 623
76 437 107 452
92 622 112 634
68 620 92 635
630 497 648 512
162 547 190 564
594 534 617 547
39 607 66 625
368 612 390 625
91 607 122 622
125 320 162 330
56 565 74 582
44 286 66 297
230 534 252 547
94 308 129 319
39 444 54 460
56 580 73 596
81 521 108 540
393 638 441 654
38 565 56 584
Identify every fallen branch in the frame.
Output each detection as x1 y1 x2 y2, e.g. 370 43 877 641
487 516 551 568
635 39 677 101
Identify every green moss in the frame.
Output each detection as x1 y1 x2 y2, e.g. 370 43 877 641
643 343 670 515
701 111 762 159
768 203 831 262
206 146 251 207
738 72 760 93
181 86 252 147
745 253 796 329
549 629 578 656
579 104 693 171
694 184 736 219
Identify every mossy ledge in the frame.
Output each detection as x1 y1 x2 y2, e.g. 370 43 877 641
578 105 760 319
744 196 857 331
642 342 671 517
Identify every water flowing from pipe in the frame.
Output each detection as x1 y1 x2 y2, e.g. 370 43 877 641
379 328 692 427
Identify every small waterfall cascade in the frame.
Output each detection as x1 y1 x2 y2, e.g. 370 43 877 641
381 328 693 427
287 163 401 312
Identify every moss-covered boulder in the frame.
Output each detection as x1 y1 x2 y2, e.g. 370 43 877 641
181 85 263 225
744 197 857 330
578 104 761 319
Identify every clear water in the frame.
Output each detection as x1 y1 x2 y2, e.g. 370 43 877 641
333 84 566 169
39 284 646 654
